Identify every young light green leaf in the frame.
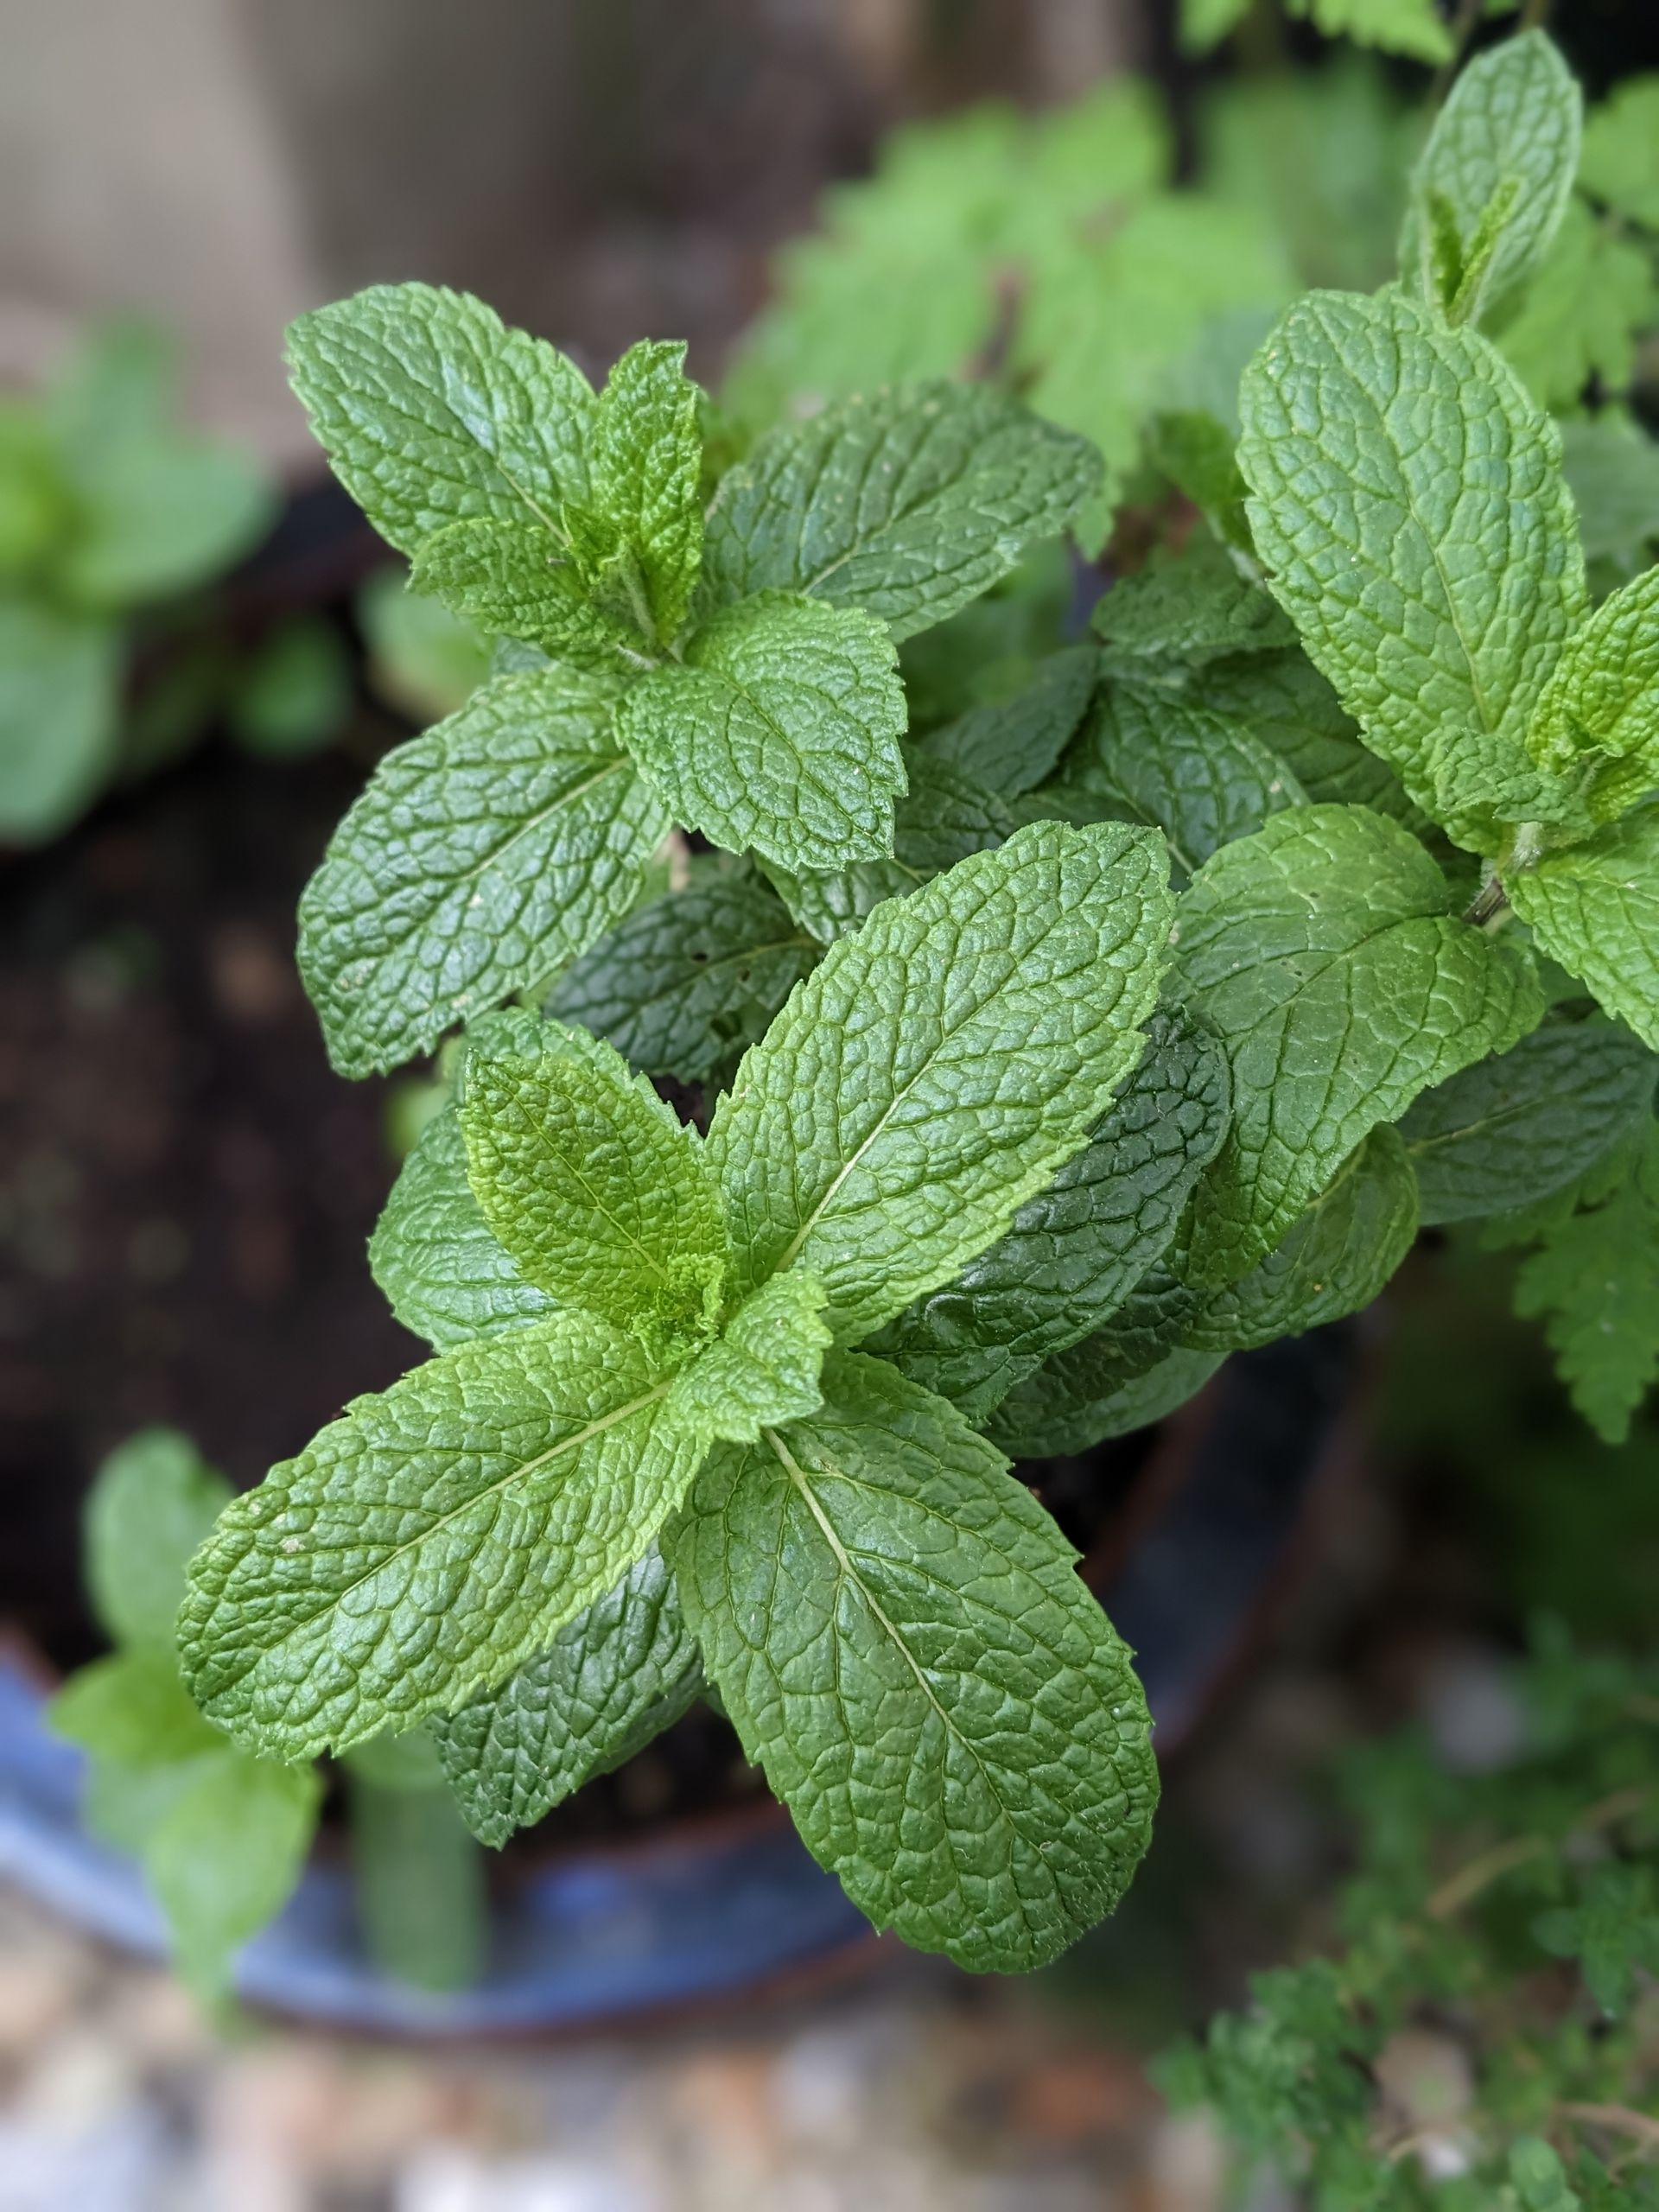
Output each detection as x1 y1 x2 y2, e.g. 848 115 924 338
1578 75 1659 232
370 1104 555 1351
52 1649 228 1768
285 283 594 559
1526 567 1659 822
668 1353 1159 1972
866 1009 1230 1376
148 1756 321 2006
548 871 818 1084
1237 289 1587 840
1497 200 1656 412
1183 1128 1418 1352
709 820 1174 1343
1179 0 1251 54
431 1545 702 1847
914 645 1096 797
588 339 702 648
297 668 668 1077
59 438 273 610
1402 1021 1656 1225
988 1317 1222 1461
1560 416 1659 587
459 1042 728 1338
767 754 1012 944
178 1313 710 1758
1398 30 1580 328
1507 810 1659 1053
85 1428 232 1651
1175 804 1542 1284
1092 537 1294 671
0 602 121 844
702 381 1102 642
618 591 906 871
666 1274 832 1443
409 514 632 665
1047 681 1307 882
1284 0 1452 64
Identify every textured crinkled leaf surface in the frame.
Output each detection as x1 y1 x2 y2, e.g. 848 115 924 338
179 1314 708 1758
549 872 818 1084
410 514 630 665
1508 810 1659 1053
298 670 667 1075
1175 804 1542 1282
668 1354 1158 1971
1527 567 1659 821
666 1274 832 1443
709 820 1174 1343
460 1045 728 1335
702 381 1101 642
619 592 906 871
1238 290 1587 835
588 339 702 646
914 645 1096 797
1402 1021 1656 1225
866 1008 1229 1371
988 1316 1221 1461
1092 537 1294 671
285 284 594 558
370 1106 554 1351
1184 1126 1418 1351
1188 649 1414 821
431 1546 701 1847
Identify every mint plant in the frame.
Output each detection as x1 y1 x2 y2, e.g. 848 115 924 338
77 18 1659 1989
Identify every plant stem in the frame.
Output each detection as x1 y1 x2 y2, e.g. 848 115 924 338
1464 875 1509 927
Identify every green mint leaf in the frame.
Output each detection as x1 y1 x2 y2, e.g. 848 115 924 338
1506 1120 1659 1443
1189 648 1416 822
431 1546 702 1847
709 820 1174 1343
409 515 635 666
459 1040 728 1338
1092 536 1294 670
866 1008 1230 1376
702 382 1101 643
1237 289 1587 841
46 318 171 462
766 753 1012 944
1560 416 1659 588
988 1321 1222 1461
1579 75 1659 232
178 1313 711 1758
1399 31 1580 329
1284 0 1452 63
285 283 594 560
370 1103 554 1351
1507 810 1659 1052
914 645 1096 798
666 1274 832 1443
1533 1862 1659 2018
1509 2139 1582 2212
618 590 907 872
52 1649 227 1768
297 667 668 1076
1402 1021 1656 1225
0 602 120 845
588 338 702 648
1179 0 1252 55
1046 679 1308 882
148 1755 321 2007
59 437 273 610
668 1352 1158 1971
85 1428 232 1651
1526 566 1659 823
1497 199 1656 411
548 870 818 1085
1423 722 1585 842
872 1344 1045 1427
1183 1128 1418 1352
1174 804 1542 1284
1145 410 1253 553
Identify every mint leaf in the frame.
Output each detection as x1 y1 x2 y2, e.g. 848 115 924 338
668 1353 1158 1971
459 1041 728 1339
409 515 632 666
666 1274 832 1442
1175 804 1542 1283
1237 289 1587 838
60 437 272 609
914 645 1096 797
178 1313 710 1758
709 820 1174 1343
1047 679 1308 881
1402 1021 1656 1224
285 283 594 561
766 753 1012 944
1497 199 1656 411
619 591 907 872
1505 1120 1659 1443
548 871 818 1084
0 603 121 844
1189 649 1415 822
1560 416 1659 586
988 1323 1222 1461
53 1649 227 1767
1508 810 1659 1053
85 1428 232 1651
702 382 1101 642
297 668 668 1076
147 1757 321 2007
370 1103 554 1351
1092 537 1294 670
1399 30 1580 329
1179 0 1251 53
1533 1862 1659 2018
1526 567 1659 822
866 1008 1230 1376
587 339 702 649
1579 76 1659 232
1183 1128 1418 1352
1285 0 1452 63
432 1546 702 1847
